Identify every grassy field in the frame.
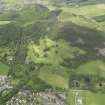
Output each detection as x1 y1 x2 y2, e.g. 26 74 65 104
38 65 69 89
0 21 11 25
67 90 105 105
76 60 105 78
59 3 105 32
61 4 105 17
0 1 105 104
3 0 19 6
27 38 86 65
0 62 9 75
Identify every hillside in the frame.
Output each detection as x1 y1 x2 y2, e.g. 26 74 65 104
0 0 105 105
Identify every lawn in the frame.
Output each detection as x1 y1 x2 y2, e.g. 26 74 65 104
38 65 69 89
3 0 19 6
0 62 9 75
0 21 11 25
67 90 105 105
61 4 105 17
59 4 105 31
76 60 105 78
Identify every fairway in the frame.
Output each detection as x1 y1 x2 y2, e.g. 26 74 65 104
67 90 105 105
0 62 9 75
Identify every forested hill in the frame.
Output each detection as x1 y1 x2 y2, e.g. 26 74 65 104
0 0 105 105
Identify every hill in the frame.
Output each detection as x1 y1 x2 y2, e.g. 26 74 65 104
0 0 105 105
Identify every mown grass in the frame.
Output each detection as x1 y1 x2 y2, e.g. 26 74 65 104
3 0 18 5
38 65 69 89
0 62 9 75
76 60 105 78
0 21 11 25
67 90 105 105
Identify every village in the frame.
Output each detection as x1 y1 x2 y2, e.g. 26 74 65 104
0 75 66 105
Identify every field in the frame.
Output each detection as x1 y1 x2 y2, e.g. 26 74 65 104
0 0 105 105
3 0 20 6
67 90 105 105
0 21 11 25
56 3 105 105
59 3 105 32
0 62 9 75
38 65 69 89
76 60 105 78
